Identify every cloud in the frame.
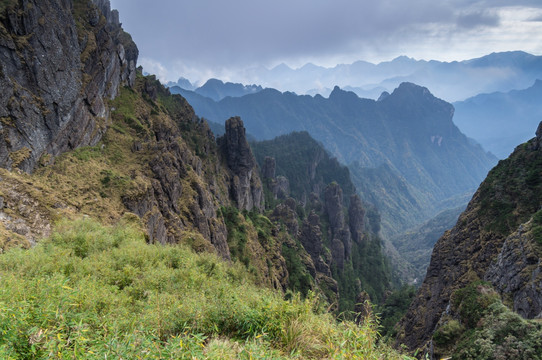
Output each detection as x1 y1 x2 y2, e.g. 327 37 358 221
110 0 542 82
528 14 542 22
456 10 500 29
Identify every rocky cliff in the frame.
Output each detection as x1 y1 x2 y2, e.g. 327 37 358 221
0 1 268 262
397 122 542 354
219 116 264 212
0 0 137 172
252 132 392 311
0 0 395 328
176 82 497 244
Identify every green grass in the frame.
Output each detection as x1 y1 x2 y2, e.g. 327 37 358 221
0 218 412 359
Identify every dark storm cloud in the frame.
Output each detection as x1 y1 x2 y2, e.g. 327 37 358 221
109 0 542 81
456 10 500 29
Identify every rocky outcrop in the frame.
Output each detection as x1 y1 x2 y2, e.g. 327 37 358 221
299 211 331 277
325 183 345 235
118 77 232 259
397 122 542 351
486 220 542 319
261 156 289 199
324 183 353 267
0 0 137 172
262 156 276 179
349 194 366 244
220 117 264 211
0 168 55 249
298 210 338 303
271 176 289 200
271 198 299 236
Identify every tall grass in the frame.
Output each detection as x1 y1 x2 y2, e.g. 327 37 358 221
0 218 411 359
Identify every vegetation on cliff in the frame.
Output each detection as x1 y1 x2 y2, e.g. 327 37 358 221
432 283 542 359
397 124 542 353
251 132 392 313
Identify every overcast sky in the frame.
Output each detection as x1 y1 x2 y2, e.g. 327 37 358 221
109 0 542 84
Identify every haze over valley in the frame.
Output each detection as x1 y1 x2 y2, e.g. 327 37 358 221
1 0 542 358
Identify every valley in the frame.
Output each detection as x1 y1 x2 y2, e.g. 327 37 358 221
0 0 541 359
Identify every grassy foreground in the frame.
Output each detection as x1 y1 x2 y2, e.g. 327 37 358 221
0 218 411 359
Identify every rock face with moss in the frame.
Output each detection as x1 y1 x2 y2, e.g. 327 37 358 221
397 122 542 353
0 0 137 172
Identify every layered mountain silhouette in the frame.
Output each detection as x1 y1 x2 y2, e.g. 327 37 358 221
176 83 497 239
454 79 542 159
207 51 542 102
170 78 263 101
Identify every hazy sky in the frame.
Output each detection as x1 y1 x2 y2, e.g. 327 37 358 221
109 0 542 84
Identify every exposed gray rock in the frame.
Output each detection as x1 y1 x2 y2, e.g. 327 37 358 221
324 182 352 262
262 156 276 179
324 183 345 236
331 237 345 270
339 228 352 260
486 220 542 319
0 0 137 172
300 211 323 259
299 211 332 276
349 194 366 244
272 176 290 200
221 117 264 211
271 200 299 236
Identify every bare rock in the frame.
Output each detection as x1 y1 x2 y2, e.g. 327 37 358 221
486 220 542 319
349 194 366 244
262 156 276 179
272 176 290 200
324 182 345 236
0 0 138 172
221 117 264 211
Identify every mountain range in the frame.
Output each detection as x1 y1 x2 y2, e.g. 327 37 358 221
453 79 542 159
173 83 497 240
169 51 542 102
2 1 542 359
170 78 263 102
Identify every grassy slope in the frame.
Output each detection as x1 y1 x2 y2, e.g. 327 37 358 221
0 218 411 359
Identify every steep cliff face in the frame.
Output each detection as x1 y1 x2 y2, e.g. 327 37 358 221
0 0 137 172
252 132 392 311
486 219 542 319
397 122 542 352
219 116 264 212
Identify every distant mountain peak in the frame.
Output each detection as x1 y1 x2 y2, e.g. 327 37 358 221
202 78 225 86
328 86 360 101
389 82 433 100
391 55 415 62
377 91 390 101
271 63 292 72
194 78 263 101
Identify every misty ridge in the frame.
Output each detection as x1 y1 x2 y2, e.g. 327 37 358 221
168 51 542 161
3 1 542 358
169 51 542 103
